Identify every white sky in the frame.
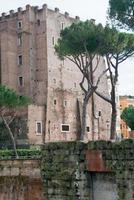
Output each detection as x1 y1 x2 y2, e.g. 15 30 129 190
0 0 133 95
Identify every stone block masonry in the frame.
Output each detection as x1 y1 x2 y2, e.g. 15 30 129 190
0 160 44 200
41 142 90 200
0 140 134 199
41 139 134 200
0 4 111 143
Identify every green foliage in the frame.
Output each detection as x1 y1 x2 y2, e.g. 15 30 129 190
108 0 134 30
0 85 30 108
100 25 134 56
121 106 134 130
55 20 134 140
0 116 28 141
0 148 41 160
55 20 104 59
55 20 134 60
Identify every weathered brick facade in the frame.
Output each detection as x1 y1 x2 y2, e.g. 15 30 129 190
0 4 111 144
0 160 44 200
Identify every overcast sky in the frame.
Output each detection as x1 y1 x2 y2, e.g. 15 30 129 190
0 0 133 95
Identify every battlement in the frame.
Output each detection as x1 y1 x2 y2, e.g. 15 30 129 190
0 4 80 21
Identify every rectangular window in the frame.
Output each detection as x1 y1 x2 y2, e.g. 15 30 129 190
18 76 24 86
54 99 57 105
52 36 55 45
61 124 70 132
64 100 67 107
18 34 22 46
98 111 101 117
87 126 90 132
36 121 42 135
53 78 56 84
37 19 40 26
17 20 22 29
18 55 22 65
61 22 64 30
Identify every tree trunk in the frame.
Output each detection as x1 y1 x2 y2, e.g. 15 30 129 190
76 99 81 140
110 104 117 140
1 115 19 158
81 98 88 140
91 94 95 140
110 86 117 140
81 87 96 140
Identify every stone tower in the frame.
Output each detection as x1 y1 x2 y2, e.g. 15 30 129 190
0 4 111 144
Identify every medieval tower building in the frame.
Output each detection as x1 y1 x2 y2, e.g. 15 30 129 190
0 4 111 144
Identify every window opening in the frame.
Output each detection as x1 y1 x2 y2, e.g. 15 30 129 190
53 79 56 84
17 21 22 29
61 124 70 132
54 99 57 105
18 34 22 46
64 100 67 107
18 76 24 86
87 126 90 132
61 22 64 30
18 55 23 65
36 121 42 134
52 37 55 45
37 19 40 26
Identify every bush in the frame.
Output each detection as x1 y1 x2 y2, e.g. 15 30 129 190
121 106 134 130
0 148 41 160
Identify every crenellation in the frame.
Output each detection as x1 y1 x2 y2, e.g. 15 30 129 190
65 12 69 18
9 10 14 17
18 7 23 12
2 12 6 18
75 15 80 20
90 18 96 24
55 7 59 13
34 6 39 12
42 4 47 9
26 4 31 10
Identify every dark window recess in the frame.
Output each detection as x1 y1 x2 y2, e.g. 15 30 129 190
19 77 23 86
98 111 101 117
87 126 90 132
64 100 67 106
54 99 57 105
62 124 70 132
52 37 55 45
36 122 42 133
37 19 40 26
18 21 22 29
18 34 22 46
53 78 56 84
61 22 64 30
18 55 22 65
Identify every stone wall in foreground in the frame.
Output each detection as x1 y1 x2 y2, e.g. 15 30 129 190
41 140 134 200
41 142 90 200
0 160 44 200
0 139 134 200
